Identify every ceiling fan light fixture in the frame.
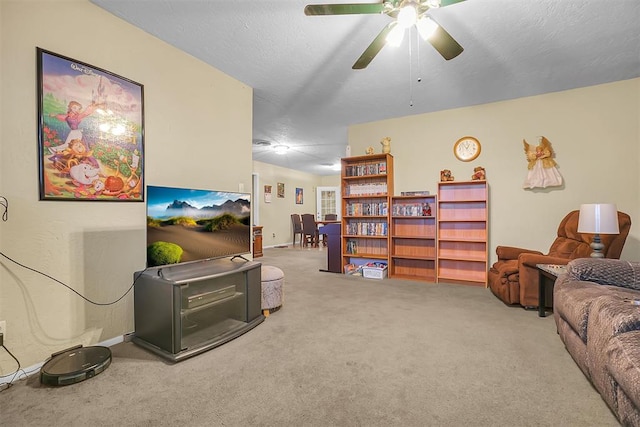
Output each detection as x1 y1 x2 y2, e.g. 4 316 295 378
304 0 465 69
386 23 405 47
397 3 418 28
416 16 438 40
273 144 289 155
426 0 441 9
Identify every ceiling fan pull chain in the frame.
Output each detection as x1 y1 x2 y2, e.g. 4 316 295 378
416 28 422 85
409 29 414 107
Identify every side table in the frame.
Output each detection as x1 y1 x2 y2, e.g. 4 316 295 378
536 264 567 317
253 226 263 258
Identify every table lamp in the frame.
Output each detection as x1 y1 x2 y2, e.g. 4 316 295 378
577 203 620 258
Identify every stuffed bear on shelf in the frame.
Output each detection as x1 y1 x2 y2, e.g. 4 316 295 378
440 169 454 182
471 166 486 181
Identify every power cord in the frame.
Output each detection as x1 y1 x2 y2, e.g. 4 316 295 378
0 251 147 305
0 196 7 221
0 252 148 389
0 201 143 382
0 200 145 388
0 343 25 392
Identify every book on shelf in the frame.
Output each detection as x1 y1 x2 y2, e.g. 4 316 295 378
344 162 387 177
400 191 430 196
346 201 388 216
392 202 431 217
345 222 388 236
345 182 388 196
345 238 388 255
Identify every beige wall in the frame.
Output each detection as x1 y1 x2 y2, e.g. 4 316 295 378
250 162 340 247
0 1 252 372
253 161 338 247
2 0 638 376
320 174 341 188
349 79 640 263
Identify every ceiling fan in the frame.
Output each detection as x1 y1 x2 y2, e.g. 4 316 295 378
304 0 466 69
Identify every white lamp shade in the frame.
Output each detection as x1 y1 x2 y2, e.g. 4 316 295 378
386 23 405 47
397 4 417 28
577 204 620 234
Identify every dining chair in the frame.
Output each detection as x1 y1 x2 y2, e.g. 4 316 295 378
320 214 338 245
301 214 319 247
291 214 303 246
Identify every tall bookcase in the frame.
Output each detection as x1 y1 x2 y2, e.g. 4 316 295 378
341 153 394 272
389 195 437 281
437 180 488 286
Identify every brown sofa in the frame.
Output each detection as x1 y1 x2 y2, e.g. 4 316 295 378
554 258 640 426
488 210 631 308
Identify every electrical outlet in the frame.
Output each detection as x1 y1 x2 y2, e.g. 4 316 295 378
272 233 275 238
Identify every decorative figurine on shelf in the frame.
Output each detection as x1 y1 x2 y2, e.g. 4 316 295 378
380 136 391 154
365 146 374 155
422 202 431 216
471 166 486 181
440 169 455 182
523 136 563 189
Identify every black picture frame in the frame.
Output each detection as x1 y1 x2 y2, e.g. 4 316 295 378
37 48 144 201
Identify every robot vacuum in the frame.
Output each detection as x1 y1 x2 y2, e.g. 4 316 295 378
40 345 111 386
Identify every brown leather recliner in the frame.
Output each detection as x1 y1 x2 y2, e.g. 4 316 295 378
488 210 632 308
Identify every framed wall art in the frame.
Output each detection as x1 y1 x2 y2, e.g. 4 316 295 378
264 185 272 203
295 188 303 204
37 48 144 201
277 182 285 198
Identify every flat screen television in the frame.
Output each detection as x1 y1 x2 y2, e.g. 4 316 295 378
146 185 251 267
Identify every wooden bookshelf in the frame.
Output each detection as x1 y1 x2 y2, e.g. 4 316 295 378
341 154 394 273
389 195 437 282
437 181 488 286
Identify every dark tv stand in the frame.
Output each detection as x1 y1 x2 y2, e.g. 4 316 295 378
132 259 263 362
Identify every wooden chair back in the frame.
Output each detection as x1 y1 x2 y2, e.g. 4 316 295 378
291 214 303 246
301 214 319 247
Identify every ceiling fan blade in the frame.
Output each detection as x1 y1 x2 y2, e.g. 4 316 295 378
427 24 464 60
352 23 394 69
439 0 467 7
304 3 385 16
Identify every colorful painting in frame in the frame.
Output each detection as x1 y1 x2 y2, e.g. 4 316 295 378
37 48 144 201
277 182 285 198
295 188 303 204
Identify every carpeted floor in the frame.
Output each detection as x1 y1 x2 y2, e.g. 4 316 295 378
0 246 619 426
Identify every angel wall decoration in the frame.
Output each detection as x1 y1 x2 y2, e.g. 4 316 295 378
523 136 563 189
380 136 391 154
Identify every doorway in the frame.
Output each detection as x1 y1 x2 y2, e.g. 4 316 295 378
316 186 340 220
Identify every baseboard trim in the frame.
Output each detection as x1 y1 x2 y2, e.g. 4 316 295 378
0 333 131 387
265 244 292 249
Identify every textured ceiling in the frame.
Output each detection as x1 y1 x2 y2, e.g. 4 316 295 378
91 0 640 175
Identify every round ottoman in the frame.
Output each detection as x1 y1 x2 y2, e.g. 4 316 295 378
261 265 284 317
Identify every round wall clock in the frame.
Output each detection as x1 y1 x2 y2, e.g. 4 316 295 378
453 136 481 162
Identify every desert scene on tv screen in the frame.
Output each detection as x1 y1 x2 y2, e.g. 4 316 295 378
146 187 251 266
